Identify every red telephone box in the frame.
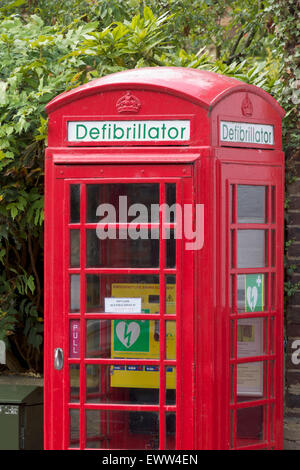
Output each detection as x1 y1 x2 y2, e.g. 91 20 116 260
44 67 285 450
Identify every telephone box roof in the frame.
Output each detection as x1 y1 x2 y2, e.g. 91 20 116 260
45 66 284 117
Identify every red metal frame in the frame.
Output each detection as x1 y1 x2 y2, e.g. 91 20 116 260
218 159 284 450
44 67 285 450
45 163 194 450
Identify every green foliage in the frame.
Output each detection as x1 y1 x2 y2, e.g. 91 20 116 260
0 1 296 371
62 7 174 73
267 0 299 163
0 272 18 342
0 5 186 372
284 254 300 311
266 0 300 314
1 0 276 62
0 14 103 370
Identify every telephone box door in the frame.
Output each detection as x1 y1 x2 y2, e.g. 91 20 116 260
45 163 195 450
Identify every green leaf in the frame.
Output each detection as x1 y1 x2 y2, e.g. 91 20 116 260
27 275 35 294
0 81 7 105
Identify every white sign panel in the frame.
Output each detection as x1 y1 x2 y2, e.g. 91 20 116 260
67 120 190 143
236 318 264 396
105 297 142 314
237 318 263 359
237 362 263 397
220 120 274 146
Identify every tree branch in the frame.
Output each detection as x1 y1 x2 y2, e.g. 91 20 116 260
226 31 244 64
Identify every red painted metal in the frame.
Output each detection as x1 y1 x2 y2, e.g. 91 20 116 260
44 67 285 450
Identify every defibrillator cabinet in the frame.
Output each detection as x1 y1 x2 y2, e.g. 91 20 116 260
44 67 285 450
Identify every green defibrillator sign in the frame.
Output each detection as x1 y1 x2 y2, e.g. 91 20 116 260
113 320 150 353
245 274 264 312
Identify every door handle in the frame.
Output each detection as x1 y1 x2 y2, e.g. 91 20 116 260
54 348 64 370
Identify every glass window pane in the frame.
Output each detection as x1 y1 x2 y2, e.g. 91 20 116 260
70 230 80 267
85 410 159 449
230 364 235 403
237 230 265 268
271 186 275 223
166 412 176 450
69 409 80 449
166 275 176 315
70 184 80 223
231 275 235 311
86 184 159 223
271 273 275 310
230 320 235 358
86 274 159 313
237 318 265 358
70 274 80 313
166 229 176 268
86 228 159 268
237 274 265 313
166 183 176 222
86 364 160 404
165 321 176 360
237 185 266 224
236 406 264 447
166 367 176 405
69 364 80 403
237 361 264 399
230 410 234 448
271 230 275 267
86 319 160 360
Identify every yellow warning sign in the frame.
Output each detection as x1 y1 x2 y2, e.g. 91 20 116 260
110 283 176 389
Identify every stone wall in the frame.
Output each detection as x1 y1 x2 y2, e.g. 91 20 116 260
284 160 300 449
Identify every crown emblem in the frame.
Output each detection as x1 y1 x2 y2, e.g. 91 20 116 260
116 91 141 114
241 93 253 117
